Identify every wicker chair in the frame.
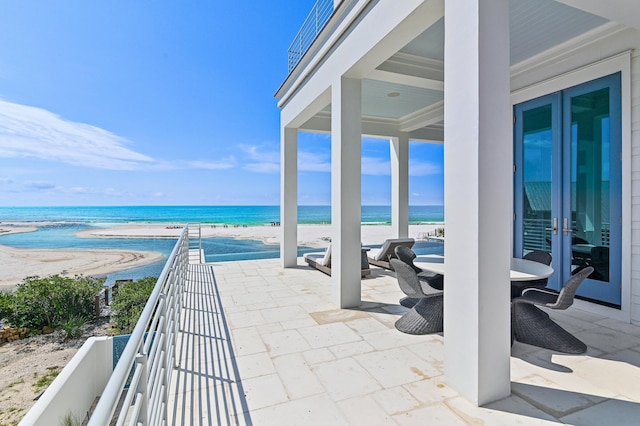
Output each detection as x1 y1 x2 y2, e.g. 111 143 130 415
390 258 443 335
510 250 552 299
394 245 444 308
511 266 593 354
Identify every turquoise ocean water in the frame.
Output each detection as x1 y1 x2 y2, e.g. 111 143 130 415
0 205 444 284
0 205 444 225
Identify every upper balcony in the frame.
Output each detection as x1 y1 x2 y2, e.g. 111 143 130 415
287 0 335 74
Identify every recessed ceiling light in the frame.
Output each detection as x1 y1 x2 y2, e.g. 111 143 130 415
387 92 400 98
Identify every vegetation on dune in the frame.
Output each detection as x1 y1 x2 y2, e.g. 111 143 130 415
0 275 103 332
110 276 157 335
0 274 159 339
32 368 61 394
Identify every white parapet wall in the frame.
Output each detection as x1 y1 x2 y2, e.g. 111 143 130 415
20 336 114 425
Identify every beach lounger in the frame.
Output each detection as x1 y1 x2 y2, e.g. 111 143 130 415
303 244 371 277
366 238 415 270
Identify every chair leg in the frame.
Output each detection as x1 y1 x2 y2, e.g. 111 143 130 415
395 294 444 335
512 303 587 354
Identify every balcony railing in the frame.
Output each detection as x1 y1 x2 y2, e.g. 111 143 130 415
88 227 189 424
287 0 334 73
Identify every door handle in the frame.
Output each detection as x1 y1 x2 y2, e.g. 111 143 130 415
563 217 574 235
545 217 558 235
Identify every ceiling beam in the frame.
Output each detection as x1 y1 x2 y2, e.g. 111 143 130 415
367 69 444 91
399 101 444 132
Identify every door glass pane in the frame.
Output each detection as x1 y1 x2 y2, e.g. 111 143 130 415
570 88 610 282
522 105 553 254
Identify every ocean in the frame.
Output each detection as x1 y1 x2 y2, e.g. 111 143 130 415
0 205 444 225
0 205 444 284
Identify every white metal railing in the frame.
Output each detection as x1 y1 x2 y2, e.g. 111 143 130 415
287 0 334 73
187 223 203 263
88 227 189 425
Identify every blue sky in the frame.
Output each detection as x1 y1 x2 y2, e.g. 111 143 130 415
0 1 444 207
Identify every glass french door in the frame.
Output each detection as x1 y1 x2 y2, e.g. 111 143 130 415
514 73 621 307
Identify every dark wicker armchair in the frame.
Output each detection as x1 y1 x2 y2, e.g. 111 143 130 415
390 258 443 335
511 266 594 354
394 245 444 308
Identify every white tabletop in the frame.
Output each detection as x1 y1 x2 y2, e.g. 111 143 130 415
414 255 553 281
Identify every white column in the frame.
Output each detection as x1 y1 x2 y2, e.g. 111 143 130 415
391 134 409 238
444 0 512 405
281 126 298 268
331 76 362 308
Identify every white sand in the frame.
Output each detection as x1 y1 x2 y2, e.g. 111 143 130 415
0 245 164 290
77 223 444 248
0 222 164 290
0 222 443 290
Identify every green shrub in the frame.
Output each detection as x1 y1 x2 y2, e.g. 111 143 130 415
0 275 103 329
110 277 157 335
60 315 88 340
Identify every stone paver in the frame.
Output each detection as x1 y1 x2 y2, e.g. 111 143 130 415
168 259 640 425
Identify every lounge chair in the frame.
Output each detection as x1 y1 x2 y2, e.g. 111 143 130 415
366 238 415 270
390 258 443 335
511 266 593 354
303 244 371 277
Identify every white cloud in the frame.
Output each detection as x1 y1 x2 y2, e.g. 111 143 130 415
362 156 390 175
239 145 280 174
186 157 236 170
409 160 441 176
244 162 280 173
299 151 330 172
0 100 239 173
24 180 57 190
0 100 155 170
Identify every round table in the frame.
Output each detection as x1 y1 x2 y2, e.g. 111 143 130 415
414 255 553 281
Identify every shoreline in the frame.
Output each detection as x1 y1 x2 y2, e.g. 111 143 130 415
0 222 444 290
0 245 164 290
76 222 445 248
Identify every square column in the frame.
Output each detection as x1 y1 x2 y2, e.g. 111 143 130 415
280 127 298 268
391 134 409 238
331 77 362 308
444 0 512 405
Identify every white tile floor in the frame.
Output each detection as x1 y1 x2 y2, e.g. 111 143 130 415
168 259 640 425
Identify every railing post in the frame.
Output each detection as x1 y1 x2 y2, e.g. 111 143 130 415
135 353 149 425
158 291 169 425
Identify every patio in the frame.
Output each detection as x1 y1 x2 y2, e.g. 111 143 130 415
169 259 640 425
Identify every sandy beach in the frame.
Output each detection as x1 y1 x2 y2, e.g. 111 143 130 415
0 245 164 290
77 222 444 248
0 223 165 290
0 222 443 290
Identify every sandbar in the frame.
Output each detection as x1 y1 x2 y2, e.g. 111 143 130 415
0 222 443 290
0 245 163 290
77 223 444 248
0 224 38 236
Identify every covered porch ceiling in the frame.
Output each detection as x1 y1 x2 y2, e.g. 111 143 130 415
295 0 615 142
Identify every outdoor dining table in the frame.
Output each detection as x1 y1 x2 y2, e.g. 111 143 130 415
413 255 554 281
